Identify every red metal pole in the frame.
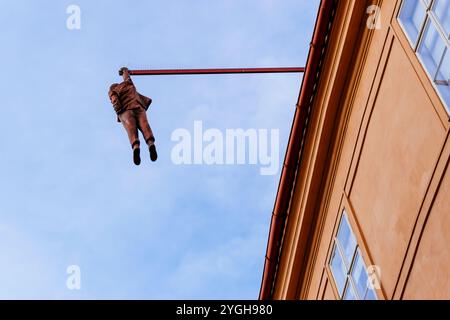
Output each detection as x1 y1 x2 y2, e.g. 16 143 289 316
128 67 305 76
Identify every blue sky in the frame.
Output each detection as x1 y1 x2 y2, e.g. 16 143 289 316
0 0 319 299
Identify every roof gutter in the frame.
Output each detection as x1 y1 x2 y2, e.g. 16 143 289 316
259 0 337 300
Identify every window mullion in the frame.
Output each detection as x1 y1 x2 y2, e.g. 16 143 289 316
348 276 361 300
335 239 351 272
428 11 450 48
433 47 447 81
414 15 429 51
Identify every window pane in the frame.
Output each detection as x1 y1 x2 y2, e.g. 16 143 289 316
418 20 447 78
343 281 357 300
432 0 450 37
435 48 450 113
336 213 357 267
350 250 370 298
365 288 378 300
399 0 427 45
330 244 347 297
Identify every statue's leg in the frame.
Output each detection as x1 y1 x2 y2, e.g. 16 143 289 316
136 108 157 162
118 110 141 165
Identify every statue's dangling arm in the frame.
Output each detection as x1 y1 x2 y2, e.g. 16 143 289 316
108 89 123 114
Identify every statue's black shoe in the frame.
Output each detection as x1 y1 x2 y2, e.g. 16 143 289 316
133 147 141 166
149 144 158 162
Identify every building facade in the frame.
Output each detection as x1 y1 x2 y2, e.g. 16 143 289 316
260 0 449 300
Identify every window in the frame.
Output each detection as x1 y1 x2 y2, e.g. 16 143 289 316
329 211 377 300
398 0 450 115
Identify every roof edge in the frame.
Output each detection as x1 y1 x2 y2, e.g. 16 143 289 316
259 0 338 300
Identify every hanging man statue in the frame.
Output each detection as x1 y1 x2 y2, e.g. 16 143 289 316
108 67 157 165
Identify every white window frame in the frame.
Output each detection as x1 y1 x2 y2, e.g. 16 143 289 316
398 0 450 115
329 210 377 300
